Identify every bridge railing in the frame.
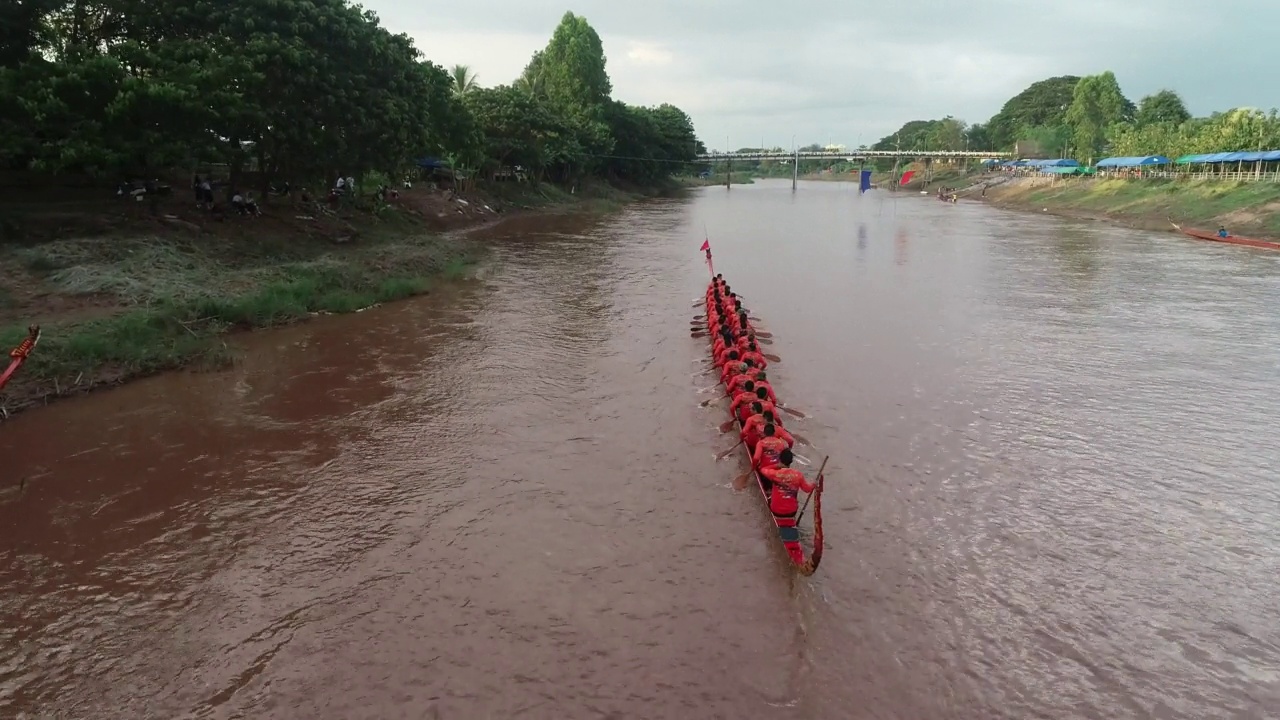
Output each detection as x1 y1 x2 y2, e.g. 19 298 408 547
697 150 1011 161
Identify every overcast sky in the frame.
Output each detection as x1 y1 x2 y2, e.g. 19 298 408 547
365 0 1279 152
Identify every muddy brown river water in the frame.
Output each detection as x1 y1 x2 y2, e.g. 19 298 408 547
3 179 1280 719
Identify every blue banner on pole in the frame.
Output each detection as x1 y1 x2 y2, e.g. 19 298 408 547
859 170 872 193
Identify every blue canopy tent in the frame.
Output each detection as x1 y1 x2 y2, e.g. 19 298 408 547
1176 150 1280 164
1095 155 1170 168
1033 159 1081 172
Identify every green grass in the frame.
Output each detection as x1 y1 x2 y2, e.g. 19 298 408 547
0 235 476 401
0 174 650 412
0 309 231 388
1006 177 1280 235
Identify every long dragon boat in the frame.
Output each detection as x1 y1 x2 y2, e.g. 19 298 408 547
1170 222 1280 251
703 284 824 575
0 326 40 392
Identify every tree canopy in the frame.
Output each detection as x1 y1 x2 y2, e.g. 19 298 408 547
0 3 701 189
869 69 1280 164
987 76 1080 150
1135 90 1191 127
1064 71 1134 163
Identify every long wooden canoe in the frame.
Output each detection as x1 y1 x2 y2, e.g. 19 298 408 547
1170 223 1280 251
704 284 823 575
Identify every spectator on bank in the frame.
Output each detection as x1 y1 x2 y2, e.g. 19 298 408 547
231 191 262 216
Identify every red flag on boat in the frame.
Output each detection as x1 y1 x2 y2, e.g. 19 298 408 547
899 170 915 186
699 239 710 252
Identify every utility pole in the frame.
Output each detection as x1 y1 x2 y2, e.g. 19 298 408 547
792 134 798 192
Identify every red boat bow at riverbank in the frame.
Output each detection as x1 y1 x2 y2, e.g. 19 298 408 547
0 326 40 394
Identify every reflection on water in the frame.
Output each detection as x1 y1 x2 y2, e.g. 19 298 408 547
3 179 1280 719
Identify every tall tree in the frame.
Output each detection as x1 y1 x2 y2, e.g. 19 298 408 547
987 75 1080 150
538 11 611 113
451 64 478 96
1016 124 1071 158
524 11 615 179
873 119 941 151
1135 90 1190 127
928 116 968 151
965 123 992 151
0 0 61 66
1065 71 1133 162
0 0 704 189
517 51 546 98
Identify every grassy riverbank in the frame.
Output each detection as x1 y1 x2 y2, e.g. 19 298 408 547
0 179 646 419
981 176 1280 238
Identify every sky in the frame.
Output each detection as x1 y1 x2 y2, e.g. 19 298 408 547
364 0 1280 152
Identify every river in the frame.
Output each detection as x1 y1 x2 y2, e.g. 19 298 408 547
3 179 1279 719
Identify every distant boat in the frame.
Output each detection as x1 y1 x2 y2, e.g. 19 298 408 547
1169 222 1280 251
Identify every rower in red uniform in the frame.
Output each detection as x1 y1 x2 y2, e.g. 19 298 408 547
730 369 769 399
712 331 736 359
738 393 776 425
742 408 792 450
704 306 723 331
732 381 757 420
751 424 790 472
732 384 775 421
722 359 755 387
714 327 740 358
748 378 777 405
727 373 757 398
760 448 817 517
739 341 767 369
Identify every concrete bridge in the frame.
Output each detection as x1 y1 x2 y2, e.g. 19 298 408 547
695 149 1012 189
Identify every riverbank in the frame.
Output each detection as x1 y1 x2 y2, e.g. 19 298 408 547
0 179 651 420
675 173 755 187
976 175 1280 239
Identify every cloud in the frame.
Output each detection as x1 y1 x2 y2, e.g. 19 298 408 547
364 0 1280 151
624 41 673 67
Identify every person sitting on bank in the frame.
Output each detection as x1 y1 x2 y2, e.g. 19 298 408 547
231 192 261 216
1218 225 1229 238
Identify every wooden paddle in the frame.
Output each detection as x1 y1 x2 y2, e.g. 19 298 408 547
717 418 810 446
691 331 772 345
776 404 807 419
715 437 745 461
691 294 742 304
796 456 829 524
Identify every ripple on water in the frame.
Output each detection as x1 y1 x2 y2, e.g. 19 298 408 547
3 185 1280 718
